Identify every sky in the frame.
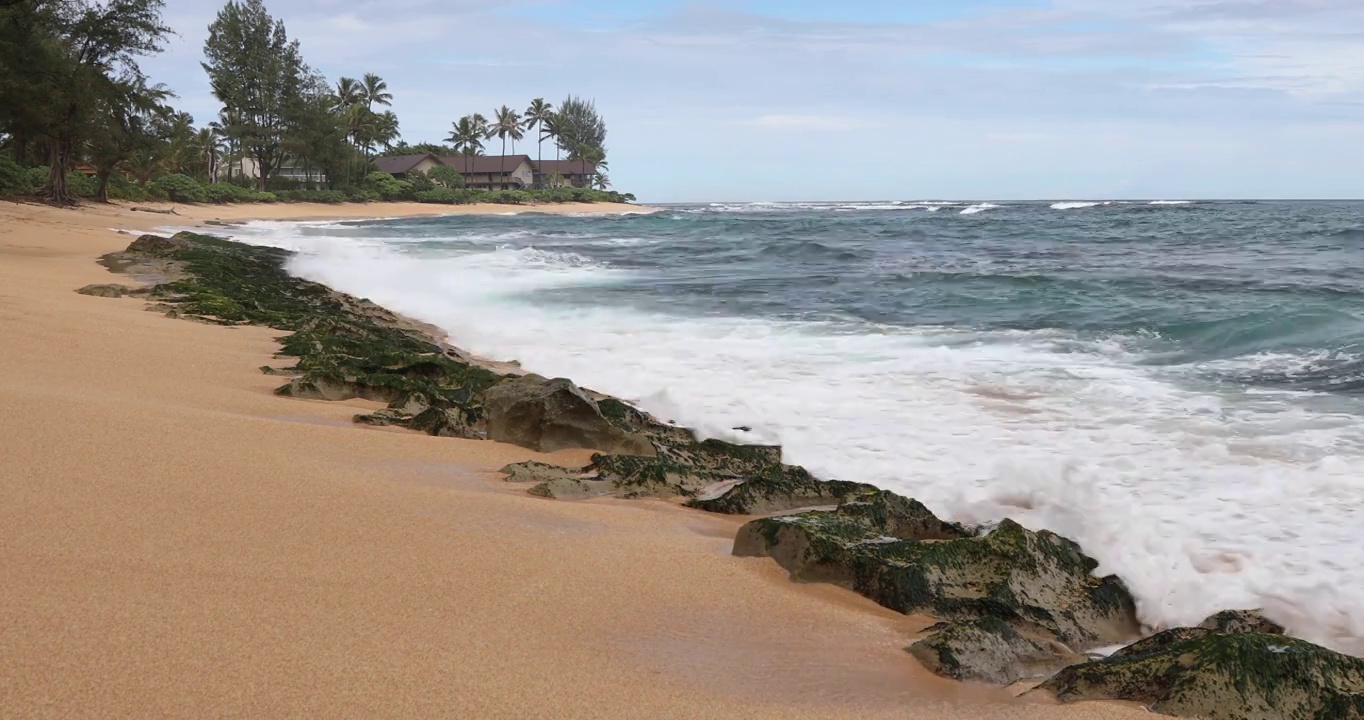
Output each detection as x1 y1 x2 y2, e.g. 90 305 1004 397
141 0 1364 202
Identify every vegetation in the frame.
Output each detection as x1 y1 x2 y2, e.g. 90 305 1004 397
0 0 632 204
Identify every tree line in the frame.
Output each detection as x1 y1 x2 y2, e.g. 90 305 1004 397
0 0 616 204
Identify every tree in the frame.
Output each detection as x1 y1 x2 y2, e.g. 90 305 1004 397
203 0 307 190
372 110 400 153
488 105 522 188
428 164 463 189
446 114 485 157
334 76 361 109
361 73 391 110
555 94 606 183
523 97 552 185
14 0 172 202
84 77 172 201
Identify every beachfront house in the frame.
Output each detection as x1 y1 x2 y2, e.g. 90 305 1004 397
371 153 599 189
436 155 535 190
226 157 327 185
533 159 599 189
373 153 443 179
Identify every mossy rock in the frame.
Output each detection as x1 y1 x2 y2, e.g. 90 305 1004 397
76 283 139 298
909 617 1084 685
1199 609 1285 636
1040 628 1364 719
501 461 585 484
735 491 1137 649
105 231 502 427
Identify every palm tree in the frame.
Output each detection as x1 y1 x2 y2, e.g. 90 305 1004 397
523 98 553 186
373 110 400 154
334 77 362 109
488 105 523 189
362 73 392 111
209 108 242 182
193 127 226 183
446 115 485 156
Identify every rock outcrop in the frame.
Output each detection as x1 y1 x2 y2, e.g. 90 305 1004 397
76 283 142 298
1198 608 1285 636
734 490 1139 682
482 375 655 455
1040 622 1364 720
908 618 1085 685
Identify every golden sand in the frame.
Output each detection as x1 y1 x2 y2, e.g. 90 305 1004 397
0 200 1146 718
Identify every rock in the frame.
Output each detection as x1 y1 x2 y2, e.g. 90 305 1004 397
734 490 1137 649
407 406 483 439
1039 627 1364 719
909 618 1084 685
76 283 138 298
125 233 190 257
1199 609 1285 635
275 376 400 403
483 375 655 455
684 465 873 515
501 461 585 484
353 408 411 427
527 477 614 500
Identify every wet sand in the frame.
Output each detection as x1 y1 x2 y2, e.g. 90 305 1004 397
0 200 1147 718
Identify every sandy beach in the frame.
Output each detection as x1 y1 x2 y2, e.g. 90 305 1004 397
0 199 1146 718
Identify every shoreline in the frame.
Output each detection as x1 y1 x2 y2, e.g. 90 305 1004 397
0 199 1165 718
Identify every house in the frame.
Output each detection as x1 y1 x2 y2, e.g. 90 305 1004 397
437 155 535 190
373 153 443 179
227 157 326 184
533 159 598 189
369 153 601 190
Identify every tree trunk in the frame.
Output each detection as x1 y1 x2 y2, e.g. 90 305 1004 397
96 170 111 203
45 140 73 204
536 126 542 189
500 136 506 190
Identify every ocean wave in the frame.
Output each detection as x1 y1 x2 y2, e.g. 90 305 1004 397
221 210 1364 655
1051 201 1109 210
1149 200 1193 205
959 203 1001 215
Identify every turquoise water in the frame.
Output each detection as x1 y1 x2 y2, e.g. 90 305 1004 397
228 199 1364 652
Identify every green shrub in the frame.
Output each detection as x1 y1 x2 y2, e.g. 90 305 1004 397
428 165 465 189
66 172 98 198
347 188 380 202
363 171 413 201
0 155 28 194
485 190 531 205
253 191 277 203
274 189 346 204
148 173 207 203
24 166 48 193
413 188 483 204
407 171 435 193
204 182 253 204
106 175 149 202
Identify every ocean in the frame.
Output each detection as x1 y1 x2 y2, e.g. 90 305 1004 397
223 200 1364 652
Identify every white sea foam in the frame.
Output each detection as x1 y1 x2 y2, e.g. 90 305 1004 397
959 203 1001 215
1050 201 1107 210
1150 200 1193 205
223 219 1364 655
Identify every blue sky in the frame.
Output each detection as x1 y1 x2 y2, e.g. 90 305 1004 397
144 0 1364 202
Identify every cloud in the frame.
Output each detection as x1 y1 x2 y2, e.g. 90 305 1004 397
137 0 1364 200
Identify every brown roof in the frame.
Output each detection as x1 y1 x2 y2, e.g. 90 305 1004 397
373 154 437 175
534 159 598 176
436 155 533 175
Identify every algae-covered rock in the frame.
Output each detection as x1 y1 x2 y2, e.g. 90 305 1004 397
276 376 401 403
734 491 1136 649
685 465 873 515
76 283 139 298
909 617 1084 685
1199 609 1285 636
407 406 483 439
1040 627 1364 719
501 461 585 484
483 375 655 455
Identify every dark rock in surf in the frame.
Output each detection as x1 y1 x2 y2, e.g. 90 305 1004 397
734 489 1138 650
483 375 655 455
909 617 1085 685
1199 609 1285 636
1039 627 1364 719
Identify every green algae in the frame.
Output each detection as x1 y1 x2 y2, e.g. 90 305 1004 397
1044 628 1364 720
116 231 501 422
